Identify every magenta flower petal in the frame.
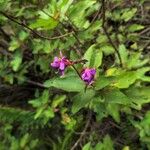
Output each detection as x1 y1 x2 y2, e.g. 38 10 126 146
51 57 60 68
51 54 70 75
54 57 59 61
81 68 96 85
59 61 65 71
90 69 96 75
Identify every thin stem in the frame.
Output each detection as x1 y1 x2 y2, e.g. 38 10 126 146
101 0 123 67
71 64 82 80
0 11 73 40
71 111 92 150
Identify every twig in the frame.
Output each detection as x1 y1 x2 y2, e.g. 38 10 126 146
101 0 123 67
41 10 83 55
71 111 92 150
42 10 83 46
14 75 46 88
71 64 82 80
0 11 73 40
25 79 46 88
140 27 150 35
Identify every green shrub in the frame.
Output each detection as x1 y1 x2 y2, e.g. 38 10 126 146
0 0 149 149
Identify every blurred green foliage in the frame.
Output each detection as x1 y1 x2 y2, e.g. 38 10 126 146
0 0 150 149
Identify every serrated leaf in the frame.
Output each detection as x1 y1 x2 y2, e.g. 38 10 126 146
72 89 95 114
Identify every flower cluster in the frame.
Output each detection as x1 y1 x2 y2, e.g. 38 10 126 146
51 52 96 85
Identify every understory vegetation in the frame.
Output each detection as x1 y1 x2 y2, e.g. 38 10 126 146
0 0 150 149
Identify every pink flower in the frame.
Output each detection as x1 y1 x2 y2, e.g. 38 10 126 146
51 53 71 75
81 68 96 85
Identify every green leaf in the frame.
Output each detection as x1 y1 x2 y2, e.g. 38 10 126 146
95 76 111 90
118 44 128 65
34 107 44 119
44 107 54 118
100 45 115 55
0 0 11 11
72 89 95 114
106 104 120 123
19 31 29 41
68 0 96 29
102 135 114 150
44 74 85 92
52 95 66 108
103 89 131 105
91 97 107 121
58 0 74 18
9 39 20 51
136 67 150 82
10 50 22 71
113 71 137 89
30 18 58 30
20 133 29 148
94 135 114 150
127 24 144 32
127 52 148 69
82 142 92 150
121 8 137 21
84 44 103 68
124 87 150 110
